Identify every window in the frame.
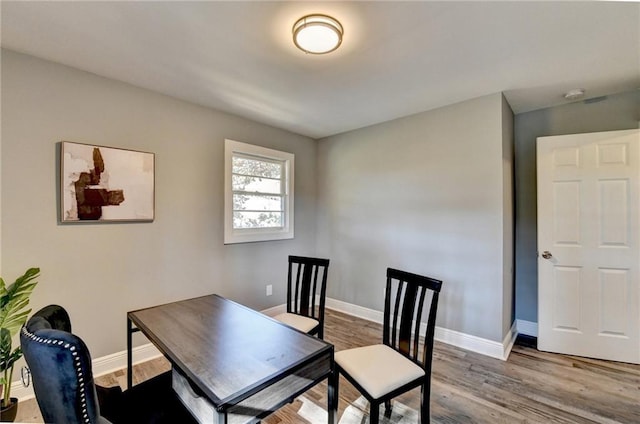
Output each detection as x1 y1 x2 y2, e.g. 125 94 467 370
224 139 294 244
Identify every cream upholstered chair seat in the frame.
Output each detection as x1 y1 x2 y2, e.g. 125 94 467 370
273 312 319 333
274 255 330 338
335 344 425 399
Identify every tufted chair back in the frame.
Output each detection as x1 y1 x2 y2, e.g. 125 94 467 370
20 305 109 424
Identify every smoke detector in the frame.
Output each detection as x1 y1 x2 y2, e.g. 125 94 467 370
564 88 585 101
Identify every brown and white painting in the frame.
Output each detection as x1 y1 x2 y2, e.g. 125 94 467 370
60 141 154 222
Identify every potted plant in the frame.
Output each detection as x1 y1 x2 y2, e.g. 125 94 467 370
0 267 39 422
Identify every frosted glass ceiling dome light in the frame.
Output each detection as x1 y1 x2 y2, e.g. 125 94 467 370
293 14 343 54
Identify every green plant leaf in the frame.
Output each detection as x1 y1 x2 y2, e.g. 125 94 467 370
0 328 11 369
0 268 40 307
0 347 22 371
0 268 39 404
0 268 40 337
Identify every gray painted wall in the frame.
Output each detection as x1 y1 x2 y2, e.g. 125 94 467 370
1 50 318 363
316 93 514 343
514 90 640 323
9 43 634 387
501 95 515 337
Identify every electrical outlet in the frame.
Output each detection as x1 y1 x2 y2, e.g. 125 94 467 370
266 284 273 296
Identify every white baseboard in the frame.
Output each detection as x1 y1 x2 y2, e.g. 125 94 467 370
325 297 383 323
503 321 518 359
13 343 162 402
325 297 515 361
516 319 538 337
94 342 163 377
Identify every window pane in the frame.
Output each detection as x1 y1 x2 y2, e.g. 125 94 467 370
233 211 283 229
225 139 294 244
232 156 282 179
232 175 281 194
233 194 282 211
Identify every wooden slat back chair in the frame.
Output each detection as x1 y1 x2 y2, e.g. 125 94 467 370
273 255 330 339
332 268 442 424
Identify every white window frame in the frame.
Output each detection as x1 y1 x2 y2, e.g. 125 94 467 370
224 139 294 244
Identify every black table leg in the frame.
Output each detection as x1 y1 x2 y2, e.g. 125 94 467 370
328 361 338 424
127 317 133 389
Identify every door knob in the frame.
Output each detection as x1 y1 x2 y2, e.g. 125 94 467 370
541 251 553 259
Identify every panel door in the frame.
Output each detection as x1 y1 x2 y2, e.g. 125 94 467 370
537 129 639 363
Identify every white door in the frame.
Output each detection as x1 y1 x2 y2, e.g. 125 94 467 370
537 129 640 364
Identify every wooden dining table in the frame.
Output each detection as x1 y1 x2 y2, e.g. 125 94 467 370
127 294 336 423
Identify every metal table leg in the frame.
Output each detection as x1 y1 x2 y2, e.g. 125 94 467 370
328 360 338 424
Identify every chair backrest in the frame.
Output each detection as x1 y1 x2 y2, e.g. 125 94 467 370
20 305 103 424
383 268 442 370
286 255 330 322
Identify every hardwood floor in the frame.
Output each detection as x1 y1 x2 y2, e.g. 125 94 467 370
15 309 640 423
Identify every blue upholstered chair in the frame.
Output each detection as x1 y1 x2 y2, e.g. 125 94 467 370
20 304 196 424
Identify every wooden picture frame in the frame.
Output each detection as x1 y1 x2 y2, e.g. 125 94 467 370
60 141 155 222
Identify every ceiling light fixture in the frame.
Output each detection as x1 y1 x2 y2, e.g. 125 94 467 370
293 14 343 54
564 88 585 101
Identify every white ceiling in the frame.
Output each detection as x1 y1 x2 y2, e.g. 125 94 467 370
1 1 638 139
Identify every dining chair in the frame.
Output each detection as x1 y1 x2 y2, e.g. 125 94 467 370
273 255 330 338
331 268 442 424
20 304 197 424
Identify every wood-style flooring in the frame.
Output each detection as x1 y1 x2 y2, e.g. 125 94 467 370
14 309 640 423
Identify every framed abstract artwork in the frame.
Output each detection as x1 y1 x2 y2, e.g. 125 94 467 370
60 141 155 222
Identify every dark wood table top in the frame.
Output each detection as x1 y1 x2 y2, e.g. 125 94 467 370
128 294 333 410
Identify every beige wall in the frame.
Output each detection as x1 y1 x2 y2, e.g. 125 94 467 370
316 93 514 342
1 49 318 360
